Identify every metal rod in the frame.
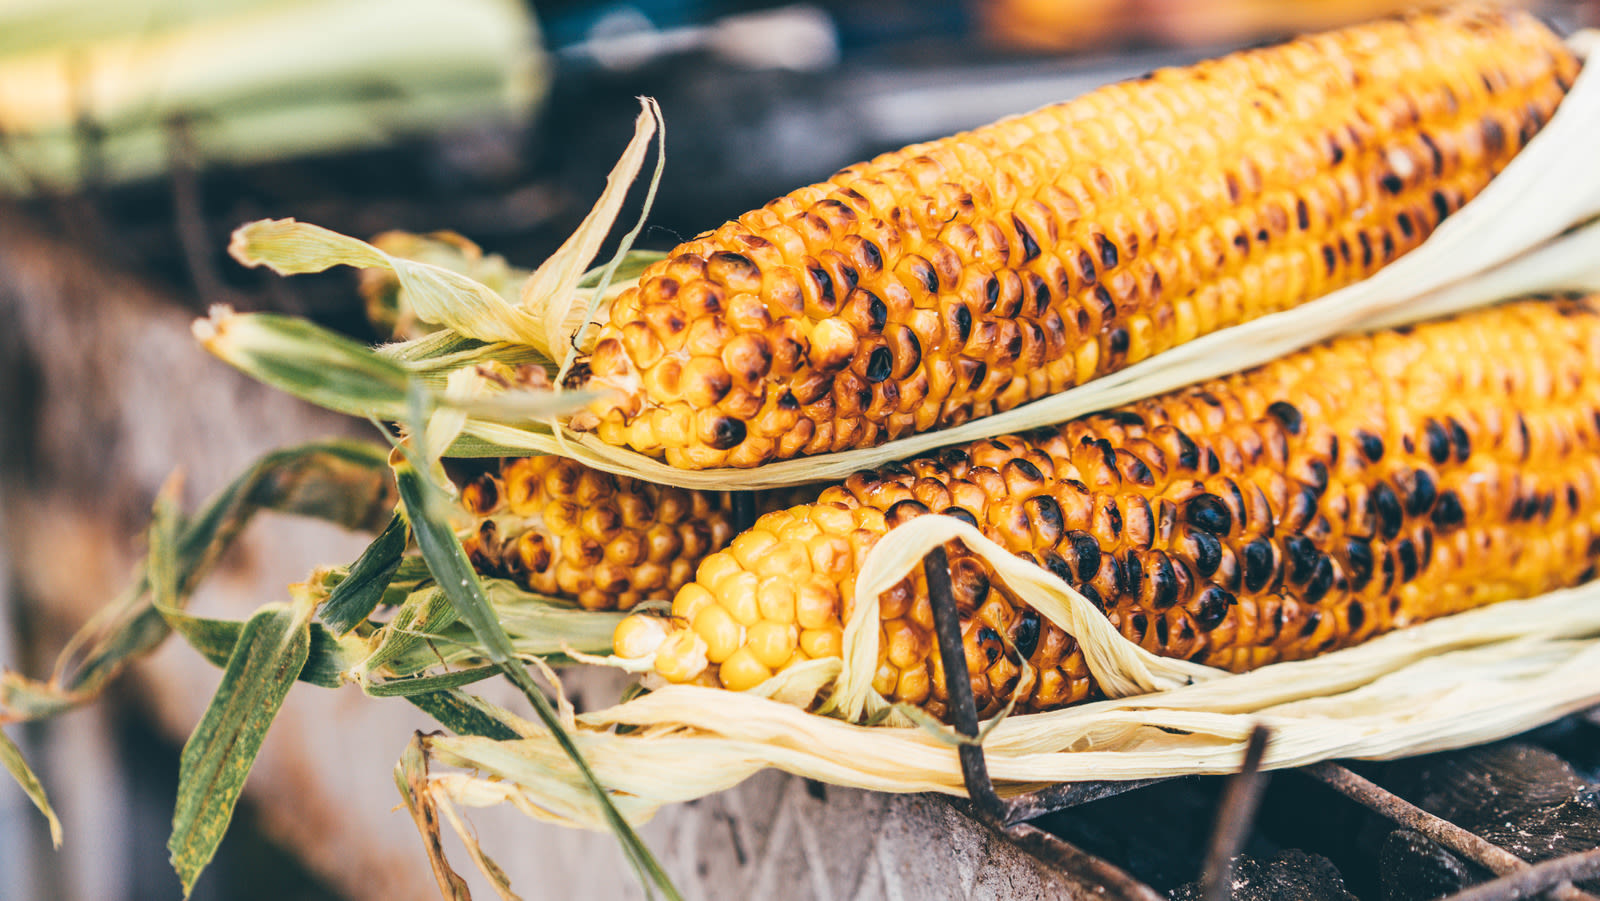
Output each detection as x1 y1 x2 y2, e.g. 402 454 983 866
1437 849 1600 901
922 544 1007 821
1200 725 1272 901
1301 762 1600 901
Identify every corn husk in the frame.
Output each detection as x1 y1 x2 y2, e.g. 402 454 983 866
222 34 1600 490
0 0 547 193
419 513 1600 831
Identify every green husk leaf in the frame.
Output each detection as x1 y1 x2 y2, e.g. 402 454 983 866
320 512 409 635
167 593 315 896
161 608 356 690
0 441 392 723
392 387 679 901
230 218 555 351
371 666 502 698
357 586 459 678
194 309 595 425
405 690 520 740
0 728 62 847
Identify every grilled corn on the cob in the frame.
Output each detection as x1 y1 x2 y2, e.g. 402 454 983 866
621 296 1600 716
459 456 801 610
571 7 1577 469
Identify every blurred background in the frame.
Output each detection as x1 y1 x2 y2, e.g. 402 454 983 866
1 1 1597 899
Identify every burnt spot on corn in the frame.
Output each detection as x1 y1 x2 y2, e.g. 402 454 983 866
1186 495 1233 534
1355 430 1385 463
1267 401 1303 435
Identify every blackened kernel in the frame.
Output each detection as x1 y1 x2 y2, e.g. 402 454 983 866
885 499 930 526
1286 536 1319 584
1189 530 1222 577
1013 609 1041 659
1303 460 1329 494
859 240 882 272
1304 557 1335 603
1174 430 1200 470
1396 539 1419 582
864 292 888 331
1195 587 1234 631
1121 551 1143 597
1092 438 1118 469
1040 550 1073 583
1078 249 1098 285
1012 215 1041 262
1025 495 1064 538
1108 328 1131 356
1300 609 1323 638
967 362 987 390
1080 584 1104 610
1446 417 1471 462
1155 617 1170 647
1204 448 1221 475
1380 172 1404 194
1347 600 1366 632
915 258 939 293
1373 484 1404 540
1400 469 1434 517
1106 410 1146 427
1344 539 1375 590
953 305 973 343
1096 234 1119 270
810 265 834 302
1354 430 1385 462
1242 539 1275 592
1381 550 1397 592
941 506 980 528
1424 419 1451 464
978 627 1002 664
709 417 746 450
1128 612 1148 639
838 264 859 292
1296 198 1311 230
1398 212 1415 239
1322 245 1338 275
1068 531 1102 582
1432 190 1452 223
984 277 1000 311
1149 554 1178 610
864 347 893 383
1359 231 1374 267
776 390 799 411
1185 495 1233 534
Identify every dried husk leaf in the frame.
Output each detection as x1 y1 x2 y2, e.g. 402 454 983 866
422 575 1600 829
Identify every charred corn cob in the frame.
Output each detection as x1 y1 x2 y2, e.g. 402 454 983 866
621 296 1600 716
458 456 803 610
571 7 1577 469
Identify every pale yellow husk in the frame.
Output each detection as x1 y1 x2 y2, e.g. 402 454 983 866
421 513 1600 831
227 34 1600 490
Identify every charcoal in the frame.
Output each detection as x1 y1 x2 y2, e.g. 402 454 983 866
1381 742 1600 897
1379 829 1473 901
1411 744 1592 828
1169 850 1357 901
